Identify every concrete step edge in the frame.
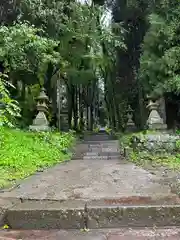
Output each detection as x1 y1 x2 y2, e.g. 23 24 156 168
83 156 121 160
4 199 180 229
84 154 120 156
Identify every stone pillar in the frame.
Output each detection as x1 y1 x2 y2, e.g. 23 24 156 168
56 80 69 131
57 80 61 131
29 88 50 131
60 84 69 131
147 99 167 130
77 91 80 128
87 106 91 130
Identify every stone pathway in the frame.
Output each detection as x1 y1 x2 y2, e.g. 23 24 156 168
0 132 180 231
0 159 174 201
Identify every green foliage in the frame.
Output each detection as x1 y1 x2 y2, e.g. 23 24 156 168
0 0 126 129
0 22 59 84
105 126 112 134
176 139 180 149
19 0 125 84
0 22 61 126
119 132 138 146
93 126 100 133
0 127 75 188
139 1 180 95
0 0 125 129
0 73 21 127
18 84 41 127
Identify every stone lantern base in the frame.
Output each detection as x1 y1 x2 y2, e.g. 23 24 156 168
126 105 136 132
29 111 51 132
29 125 51 132
126 124 137 133
147 100 167 131
148 123 167 130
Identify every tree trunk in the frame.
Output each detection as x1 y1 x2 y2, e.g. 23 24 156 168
68 84 73 129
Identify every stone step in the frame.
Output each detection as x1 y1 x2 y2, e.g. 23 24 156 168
85 150 120 154
73 154 121 160
5 201 84 229
85 152 99 156
85 141 119 145
83 136 116 141
83 155 121 160
87 147 119 152
72 140 121 160
85 152 120 157
84 138 114 142
1 228 180 239
86 204 180 229
88 148 119 151
88 143 119 147
4 200 180 229
84 133 110 137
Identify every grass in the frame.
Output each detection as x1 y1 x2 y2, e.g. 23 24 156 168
0 127 75 189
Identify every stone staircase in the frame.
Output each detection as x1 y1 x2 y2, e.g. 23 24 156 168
83 131 116 142
73 132 121 161
1 131 180 232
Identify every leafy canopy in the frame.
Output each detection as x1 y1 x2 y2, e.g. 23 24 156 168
139 0 180 96
0 22 60 85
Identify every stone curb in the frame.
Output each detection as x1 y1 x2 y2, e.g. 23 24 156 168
0 198 20 227
2 198 180 229
86 205 180 228
2 228 180 240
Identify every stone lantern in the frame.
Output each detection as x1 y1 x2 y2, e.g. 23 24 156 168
126 105 136 132
29 87 50 131
147 99 167 130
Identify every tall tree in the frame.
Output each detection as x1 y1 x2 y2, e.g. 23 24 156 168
0 0 125 129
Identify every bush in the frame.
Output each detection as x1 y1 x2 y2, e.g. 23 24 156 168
0 73 20 127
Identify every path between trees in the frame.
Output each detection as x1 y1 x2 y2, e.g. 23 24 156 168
1 132 180 239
